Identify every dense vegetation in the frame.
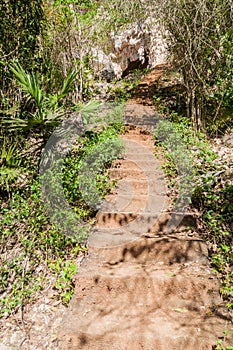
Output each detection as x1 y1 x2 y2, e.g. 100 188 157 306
154 109 233 316
0 1 232 344
0 122 124 317
0 0 128 317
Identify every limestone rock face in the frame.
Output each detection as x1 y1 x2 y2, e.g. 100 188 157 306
92 21 167 81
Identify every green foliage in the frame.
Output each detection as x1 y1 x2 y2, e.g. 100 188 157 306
2 62 77 138
0 0 45 66
215 29 233 108
107 85 133 102
215 330 233 350
158 114 232 308
0 118 124 317
41 0 98 101
48 259 78 304
0 180 82 317
62 123 125 218
155 113 233 312
74 100 103 124
201 182 233 302
0 139 23 194
154 112 210 198
100 0 146 30
208 29 233 134
107 70 142 103
0 0 46 115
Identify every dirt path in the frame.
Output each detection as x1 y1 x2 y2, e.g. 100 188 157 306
57 68 233 349
129 64 166 106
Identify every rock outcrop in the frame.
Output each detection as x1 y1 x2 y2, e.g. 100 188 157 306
92 21 167 81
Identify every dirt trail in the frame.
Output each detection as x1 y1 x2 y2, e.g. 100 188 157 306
58 67 233 349
129 64 166 106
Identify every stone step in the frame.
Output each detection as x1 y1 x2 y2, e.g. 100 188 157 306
118 159 159 167
127 98 154 104
109 168 164 180
58 261 231 350
122 142 155 153
101 192 168 214
96 211 138 226
95 210 196 231
59 329 225 350
121 137 156 149
111 159 161 171
112 178 166 195
124 106 158 116
98 194 167 212
124 117 158 128
95 211 166 228
109 168 148 179
87 232 208 265
122 132 153 139
121 150 156 158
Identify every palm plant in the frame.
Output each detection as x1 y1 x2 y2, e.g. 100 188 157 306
0 140 23 194
2 62 77 138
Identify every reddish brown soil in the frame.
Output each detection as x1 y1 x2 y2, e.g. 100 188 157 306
129 65 166 106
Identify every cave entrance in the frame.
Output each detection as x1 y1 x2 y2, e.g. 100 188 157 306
122 53 149 77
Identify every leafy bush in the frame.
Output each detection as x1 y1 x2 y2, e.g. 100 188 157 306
62 124 124 217
154 113 233 312
0 180 81 317
0 122 124 317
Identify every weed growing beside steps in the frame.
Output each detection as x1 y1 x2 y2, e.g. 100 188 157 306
0 181 81 317
214 329 233 349
154 113 233 320
62 123 124 219
0 123 124 318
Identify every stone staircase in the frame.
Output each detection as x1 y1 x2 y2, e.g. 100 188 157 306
58 126 233 350
57 68 233 349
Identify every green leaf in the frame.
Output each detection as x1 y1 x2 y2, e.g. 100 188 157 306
173 308 189 313
165 272 176 277
58 68 77 100
9 62 43 107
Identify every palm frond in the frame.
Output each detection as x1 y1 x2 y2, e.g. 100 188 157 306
0 104 20 116
2 116 28 131
4 64 79 137
0 140 23 193
9 62 43 108
0 167 22 193
1 142 20 166
58 69 77 101
75 100 104 125
45 108 65 124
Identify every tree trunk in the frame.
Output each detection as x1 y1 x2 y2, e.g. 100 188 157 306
186 88 205 133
